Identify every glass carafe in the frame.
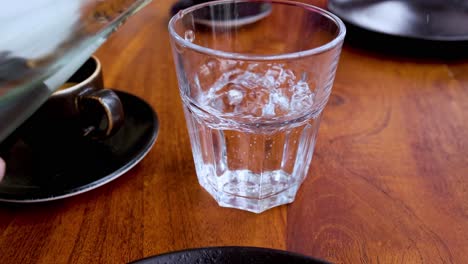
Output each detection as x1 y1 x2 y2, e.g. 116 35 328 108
0 0 151 142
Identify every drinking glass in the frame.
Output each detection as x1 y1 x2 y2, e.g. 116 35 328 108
169 0 346 213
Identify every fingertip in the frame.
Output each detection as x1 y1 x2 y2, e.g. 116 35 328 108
0 158 5 182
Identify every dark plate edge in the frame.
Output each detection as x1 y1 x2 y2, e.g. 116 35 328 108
129 246 331 264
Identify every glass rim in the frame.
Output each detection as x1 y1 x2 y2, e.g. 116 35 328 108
168 0 346 61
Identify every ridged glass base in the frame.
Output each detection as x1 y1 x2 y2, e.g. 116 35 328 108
198 169 300 213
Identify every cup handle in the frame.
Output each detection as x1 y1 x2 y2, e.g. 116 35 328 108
78 89 124 138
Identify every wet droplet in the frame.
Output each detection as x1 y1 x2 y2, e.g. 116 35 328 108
184 30 195 42
95 14 110 23
227 89 243 105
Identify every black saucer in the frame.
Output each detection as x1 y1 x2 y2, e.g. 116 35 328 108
192 2 272 28
131 247 329 264
171 0 272 28
0 90 159 203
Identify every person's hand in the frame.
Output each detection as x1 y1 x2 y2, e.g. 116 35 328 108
0 157 5 182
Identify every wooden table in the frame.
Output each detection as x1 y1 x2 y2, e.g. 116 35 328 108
1 1 468 263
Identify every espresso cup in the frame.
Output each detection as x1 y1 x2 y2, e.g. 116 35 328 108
20 56 124 144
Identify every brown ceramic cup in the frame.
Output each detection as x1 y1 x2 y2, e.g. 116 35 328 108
21 56 124 143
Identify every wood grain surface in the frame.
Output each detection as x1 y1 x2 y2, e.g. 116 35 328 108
1 0 468 263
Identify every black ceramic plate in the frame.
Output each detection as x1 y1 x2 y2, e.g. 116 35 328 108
328 0 468 41
130 247 330 264
0 91 158 203
328 0 468 57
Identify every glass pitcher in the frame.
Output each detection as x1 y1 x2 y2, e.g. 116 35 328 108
0 0 151 142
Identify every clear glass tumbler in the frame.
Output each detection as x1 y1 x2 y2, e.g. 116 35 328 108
169 0 345 213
